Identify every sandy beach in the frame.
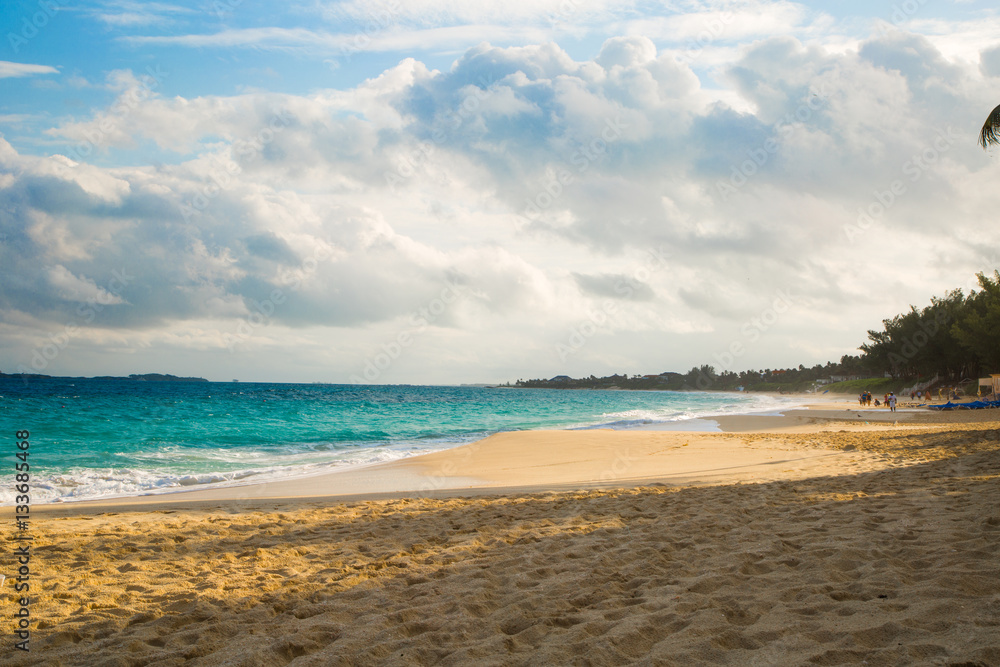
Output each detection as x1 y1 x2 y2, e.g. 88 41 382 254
8 399 1000 665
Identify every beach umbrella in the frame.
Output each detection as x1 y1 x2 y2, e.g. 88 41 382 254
979 103 1000 149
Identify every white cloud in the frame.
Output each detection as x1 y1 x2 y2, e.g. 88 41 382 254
124 1 811 58
900 16 1000 64
91 0 194 27
123 27 340 50
329 0 625 27
47 265 127 304
0 61 58 79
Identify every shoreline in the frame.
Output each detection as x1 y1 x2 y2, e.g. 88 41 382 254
26 389 805 509
33 393 982 515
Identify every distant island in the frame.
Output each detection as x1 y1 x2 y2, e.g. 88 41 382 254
0 372 209 383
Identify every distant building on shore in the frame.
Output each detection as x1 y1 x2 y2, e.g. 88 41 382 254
979 374 1000 396
829 374 882 382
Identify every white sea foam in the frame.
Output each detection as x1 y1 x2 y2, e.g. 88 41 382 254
577 392 806 430
0 444 453 505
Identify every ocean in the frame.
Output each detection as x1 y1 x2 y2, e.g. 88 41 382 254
0 379 801 504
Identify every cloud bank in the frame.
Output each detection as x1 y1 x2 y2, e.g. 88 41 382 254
2 30 1000 382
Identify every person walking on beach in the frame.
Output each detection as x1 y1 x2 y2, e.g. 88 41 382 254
888 393 897 413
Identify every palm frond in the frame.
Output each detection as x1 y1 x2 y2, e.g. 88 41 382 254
979 103 1000 149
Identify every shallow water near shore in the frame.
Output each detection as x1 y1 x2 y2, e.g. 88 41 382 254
0 378 801 503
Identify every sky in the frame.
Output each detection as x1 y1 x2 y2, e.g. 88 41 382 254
1 0 999 384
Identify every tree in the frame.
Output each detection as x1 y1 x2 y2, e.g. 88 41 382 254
952 272 1000 374
980 104 1000 148
858 289 965 379
860 328 894 376
839 354 866 376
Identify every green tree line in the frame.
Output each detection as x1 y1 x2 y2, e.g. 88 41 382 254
858 271 1000 380
516 272 1000 393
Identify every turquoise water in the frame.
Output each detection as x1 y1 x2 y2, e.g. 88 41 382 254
0 379 800 504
